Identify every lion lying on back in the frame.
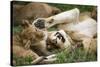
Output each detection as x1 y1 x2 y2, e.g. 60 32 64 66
12 19 73 65
12 8 97 65
32 8 97 54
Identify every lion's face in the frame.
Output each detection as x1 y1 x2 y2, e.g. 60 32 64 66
20 20 45 46
22 26 44 41
47 30 67 50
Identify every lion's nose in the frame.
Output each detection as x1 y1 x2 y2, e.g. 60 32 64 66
52 39 57 44
34 19 45 29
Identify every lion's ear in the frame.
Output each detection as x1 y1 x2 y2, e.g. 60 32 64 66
21 20 30 28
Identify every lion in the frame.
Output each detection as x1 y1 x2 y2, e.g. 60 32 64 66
46 30 73 51
32 8 97 54
12 2 61 26
12 20 53 65
32 8 80 29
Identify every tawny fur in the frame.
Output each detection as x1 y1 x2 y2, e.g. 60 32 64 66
32 8 97 53
32 8 80 29
82 38 97 54
13 2 61 26
12 35 40 65
46 30 73 52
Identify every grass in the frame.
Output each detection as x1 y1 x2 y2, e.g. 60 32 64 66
12 3 97 66
13 26 22 34
54 47 97 64
49 3 96 12
13 54 33 66
12 47 97 66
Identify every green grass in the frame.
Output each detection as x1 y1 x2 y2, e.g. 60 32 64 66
54 47 97 64
13 54 33 66
13 47 97 66
49 3 96 12
13 26 22 34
